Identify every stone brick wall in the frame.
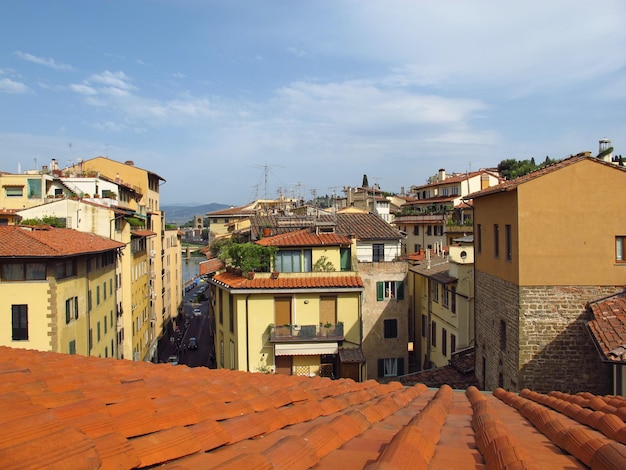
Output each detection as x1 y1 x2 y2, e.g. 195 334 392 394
475 270 616 395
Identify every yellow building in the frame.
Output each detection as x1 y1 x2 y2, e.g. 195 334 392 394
66 157 173 362
409 244 474 372
470 155 626 394
209 229 365 380
0 226 123 356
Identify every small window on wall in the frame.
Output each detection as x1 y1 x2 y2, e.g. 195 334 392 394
383 319 398 338
4 186 23 197
376 281 404 300
616 236 626 262
377 357 405 377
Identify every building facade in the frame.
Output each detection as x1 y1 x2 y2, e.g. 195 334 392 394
471 155 625 394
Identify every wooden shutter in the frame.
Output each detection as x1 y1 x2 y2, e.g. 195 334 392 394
275 297 292 325
376 282 384 301
319 296 337 325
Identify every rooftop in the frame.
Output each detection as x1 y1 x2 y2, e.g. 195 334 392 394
0 225 125 257
2 347 626 469
587 291 626 363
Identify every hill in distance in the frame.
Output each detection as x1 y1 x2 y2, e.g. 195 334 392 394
162 203 230 225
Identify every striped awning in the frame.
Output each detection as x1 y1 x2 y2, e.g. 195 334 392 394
274 342 339 356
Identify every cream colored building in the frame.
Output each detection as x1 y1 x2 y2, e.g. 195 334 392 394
0 226 123 357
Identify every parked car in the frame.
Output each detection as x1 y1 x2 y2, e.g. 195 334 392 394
188 337 198 350
167 355 179 365
193 308 201 317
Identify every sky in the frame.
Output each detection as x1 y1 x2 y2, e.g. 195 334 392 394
1 1 625 206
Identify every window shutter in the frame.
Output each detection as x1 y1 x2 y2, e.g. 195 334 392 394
396 281 404 300
66 299 70 324
378 359 384 377
376 282 384 301
397 357 405 376
74 297 79 320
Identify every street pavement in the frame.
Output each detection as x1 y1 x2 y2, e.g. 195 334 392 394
158 280 216 368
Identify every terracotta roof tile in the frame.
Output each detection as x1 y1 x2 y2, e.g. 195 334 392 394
257 228 352 247
212 270 364 290
0 225 124 257
4 346 626 468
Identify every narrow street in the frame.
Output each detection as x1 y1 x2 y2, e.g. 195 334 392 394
158 280 216 369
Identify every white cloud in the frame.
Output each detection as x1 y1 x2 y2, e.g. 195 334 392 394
88 71 136 91
69 83 97 95
0 78 29 93
15 51 73 71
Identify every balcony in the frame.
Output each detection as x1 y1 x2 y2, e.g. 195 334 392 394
269 323 344 343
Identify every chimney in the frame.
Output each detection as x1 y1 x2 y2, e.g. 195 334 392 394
438 169 446 181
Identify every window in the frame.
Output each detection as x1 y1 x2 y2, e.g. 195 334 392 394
413 225 419 236
55 260 76 279
96 286 100 305
4 186 23 197
373 244 384 262
451 334 457 354
275 249 312 272
27 179 41 198
505 224 512 261
451 286 457 314
421 315 428 338
383 319 398 339
88 290 92 311
97 321 101 342
442 328 447 356
494 224 500 258
431 321 437 347
1 262 46 281
65 296 78 324
377 281 404 300
616 237 626 262
442 284 450 308
103 282 107 300
378 358 404 377
426 225 432 236
340 248 351 271
12 304 28 340
431 281 439 303
477 224 482 253
68 340 76 355
500 320 507 352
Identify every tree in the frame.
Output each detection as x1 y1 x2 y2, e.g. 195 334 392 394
362 174 369 187
215 239 276 274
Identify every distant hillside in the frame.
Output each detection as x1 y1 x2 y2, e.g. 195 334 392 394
162 203 230 225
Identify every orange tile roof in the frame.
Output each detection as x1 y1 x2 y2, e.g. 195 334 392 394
256 229 352 247
411 169 502 190
2 346 626 469
212 270 364 289
587 291 626 363
200 258 224 276
0 225 125 257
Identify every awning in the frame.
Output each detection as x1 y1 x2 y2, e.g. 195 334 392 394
339 347 365 364
275 342 338 356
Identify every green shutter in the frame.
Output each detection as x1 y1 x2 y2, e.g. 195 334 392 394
396 281 404 300
376 282 384 301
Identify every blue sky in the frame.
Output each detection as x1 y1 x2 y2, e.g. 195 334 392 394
1 1 625 206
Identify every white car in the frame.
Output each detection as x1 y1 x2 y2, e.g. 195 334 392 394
193 308 201 317
167 355 179 365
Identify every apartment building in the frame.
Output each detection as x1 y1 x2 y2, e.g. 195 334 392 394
394 169 501 254
409 243 475 372
0 225 124 357
240 209 408 381
470 155 626 394
209 228 364 380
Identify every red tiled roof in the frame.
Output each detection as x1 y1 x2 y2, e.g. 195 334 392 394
256 229 352 247
212 270 364 289
587 291 626 363
206 204 256 216
199 258 224 276
411 169 502 191
2 346 626 469
131 229 157 237
0 225 124 257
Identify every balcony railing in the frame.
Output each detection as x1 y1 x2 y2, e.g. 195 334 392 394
269 323 344 342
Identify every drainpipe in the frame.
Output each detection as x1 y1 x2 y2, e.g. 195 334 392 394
245 294 251 372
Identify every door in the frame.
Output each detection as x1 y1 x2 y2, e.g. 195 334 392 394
275 297 292 326
319 296 337 326
275 355 293 375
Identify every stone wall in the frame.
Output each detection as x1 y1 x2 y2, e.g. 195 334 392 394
475 270 616 395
